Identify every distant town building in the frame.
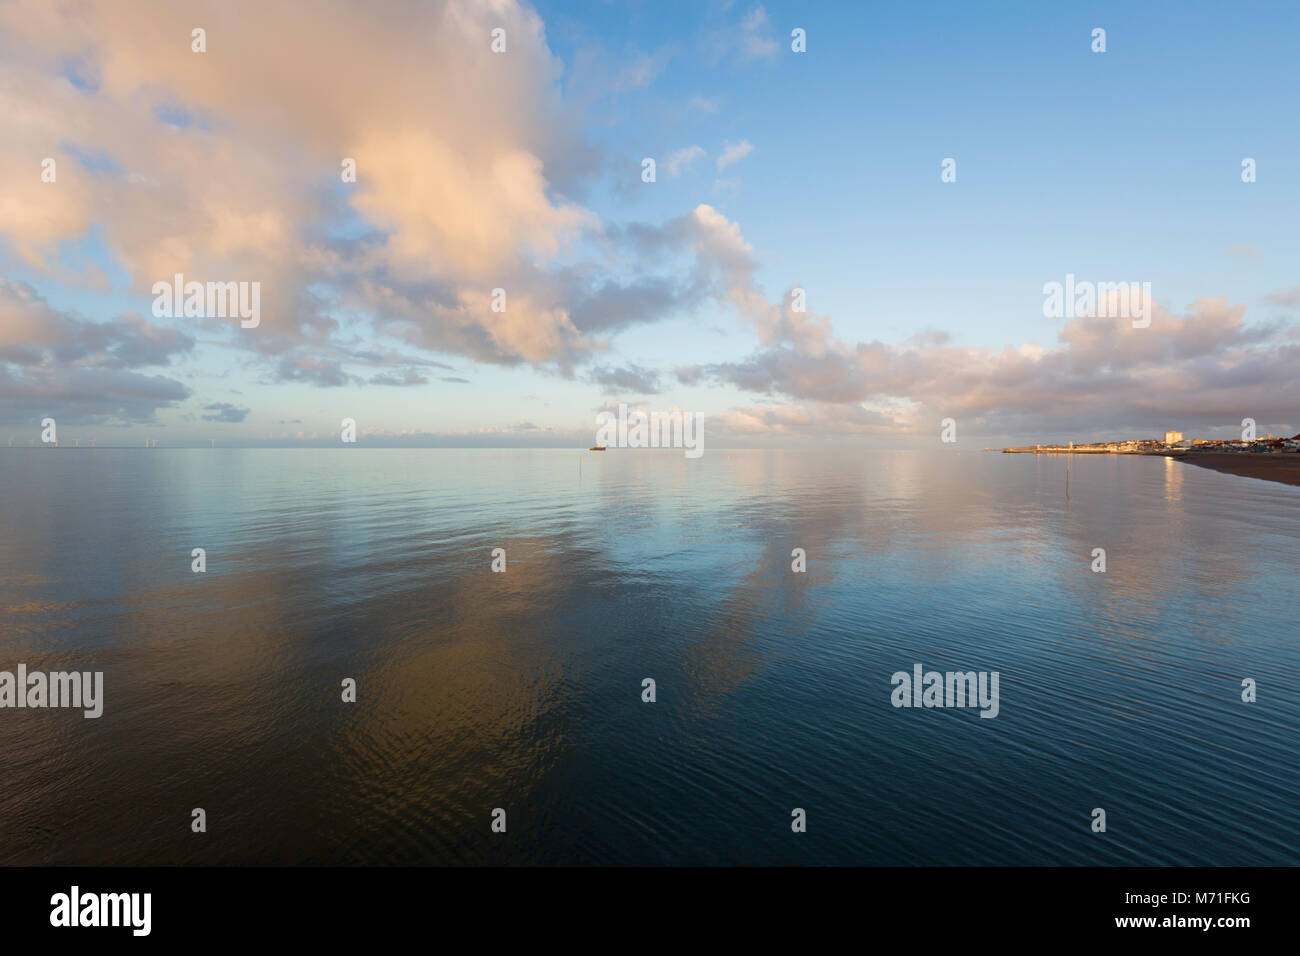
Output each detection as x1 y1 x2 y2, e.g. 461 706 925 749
1164 430 1183 444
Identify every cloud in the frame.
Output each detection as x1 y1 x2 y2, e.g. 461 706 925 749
1262 286 1300 306
630 205 1299 438
0 279 194 369
710 6 778 61
689 94 720 114
718 402 902 436
275 354 351 388
664 145 706 177
0 3 803 393
588 364 662 394
615 48 676 91
716 139 754 170
739 7 779 57
0 363 190 426
368 368 430 387
563 42 676 114
0 278 192 424
201 402 250 423
0 0 607 375
697 297 1299 436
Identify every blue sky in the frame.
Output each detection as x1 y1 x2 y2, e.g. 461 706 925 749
547 0 1299 344
1 0 1296 446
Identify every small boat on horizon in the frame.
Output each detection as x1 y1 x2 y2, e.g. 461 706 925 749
588 445 606 451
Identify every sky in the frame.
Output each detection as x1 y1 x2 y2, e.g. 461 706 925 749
0 0 1297 448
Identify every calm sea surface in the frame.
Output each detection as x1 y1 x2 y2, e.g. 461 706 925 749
0 448 1296 865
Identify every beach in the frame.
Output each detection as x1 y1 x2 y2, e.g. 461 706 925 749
1176 452 1300 487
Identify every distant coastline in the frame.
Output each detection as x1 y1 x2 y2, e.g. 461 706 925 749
1000 435 1300 488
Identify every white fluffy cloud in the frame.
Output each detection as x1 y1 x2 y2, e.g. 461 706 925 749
0 0 596 367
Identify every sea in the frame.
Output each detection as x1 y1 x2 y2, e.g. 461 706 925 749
0 448 1296 865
